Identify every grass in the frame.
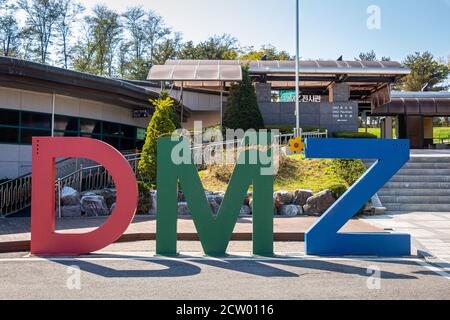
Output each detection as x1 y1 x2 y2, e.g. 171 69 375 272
359 126 450 141
198 154 346 193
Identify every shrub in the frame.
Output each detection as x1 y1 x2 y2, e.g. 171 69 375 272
138 96 176 185
328 183 348 199
332 159 366 186
223 65 264 131
333 132 377 139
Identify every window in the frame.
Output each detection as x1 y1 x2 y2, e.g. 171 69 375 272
54 115 79 132
20 129 51 144
103 122 120 136
121 125 135 139
102 136 120 149
0 109 143 149
0 109 19 126
0 127 19 143
80 118 101 134
120 138 135 150
21 112 51 129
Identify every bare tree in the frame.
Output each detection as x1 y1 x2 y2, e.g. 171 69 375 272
19 0 63 64
144 10 171 65
0 1 21 57
56 0 84 68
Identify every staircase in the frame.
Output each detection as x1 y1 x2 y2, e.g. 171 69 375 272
376 152 450 213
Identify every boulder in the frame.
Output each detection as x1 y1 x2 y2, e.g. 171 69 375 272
149 191 157 215
60 187 80 206
207 194 224 206
274 190 294 205
293 189 314 206
95 189 116 209
280 205 302 217
60 204 82 218
80 195 109 217
177 202 191 216
208 198 220 215
239 205 252 216
303 190 335 216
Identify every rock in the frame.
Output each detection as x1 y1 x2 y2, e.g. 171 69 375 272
60 187 80 206
110 202 116 213
280 205 302 217
239 205 252 216
177 202 191 216
207 194 223 206
208 198 220 215
96 189 116 209
273 197 283 214
149 191 157 215
80 195 109 217
59 204 82 218
303 190 335 216
274 190 294 205
293 189 314 206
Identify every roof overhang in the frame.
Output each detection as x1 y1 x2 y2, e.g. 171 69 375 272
372 91 450 116
0 57 161 111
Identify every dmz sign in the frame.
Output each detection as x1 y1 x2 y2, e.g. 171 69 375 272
30 136 411 257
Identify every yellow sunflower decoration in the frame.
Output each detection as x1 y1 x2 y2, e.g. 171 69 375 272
288 136 304 154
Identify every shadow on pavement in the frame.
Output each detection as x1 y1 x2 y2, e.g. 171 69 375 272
50 254 419 280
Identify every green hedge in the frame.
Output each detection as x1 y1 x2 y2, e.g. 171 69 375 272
333 132 378 139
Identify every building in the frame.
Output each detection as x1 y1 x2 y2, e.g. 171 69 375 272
2 56 450 179
0 57 187 179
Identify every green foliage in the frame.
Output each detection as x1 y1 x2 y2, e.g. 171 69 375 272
159 90 181 129
332 159 366 186
328 183 348 199
333 132 378 139
398 51 450 91
355 50 391 62
138 96 176 185
239 44 291 61
223 66 264 131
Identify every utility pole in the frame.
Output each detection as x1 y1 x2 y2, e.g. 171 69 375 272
295 0 301 137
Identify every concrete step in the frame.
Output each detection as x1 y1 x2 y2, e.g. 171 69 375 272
408 157 450 163
379 195 450 204
401 162 450 169
390 175 450 183
397 168 450 176
383 182 450 189
378 189 450 196
381 203 450 212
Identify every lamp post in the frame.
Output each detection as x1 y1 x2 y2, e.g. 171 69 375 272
295 0 301 137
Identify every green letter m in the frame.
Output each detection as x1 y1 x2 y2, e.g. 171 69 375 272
156 135 274 256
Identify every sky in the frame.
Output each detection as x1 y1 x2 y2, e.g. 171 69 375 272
76 0 450 62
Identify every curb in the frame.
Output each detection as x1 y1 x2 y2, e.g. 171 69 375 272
0 232 305 253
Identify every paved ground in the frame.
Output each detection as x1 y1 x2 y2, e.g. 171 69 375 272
363 212 450 265
0 216 380 251
0 241 449 300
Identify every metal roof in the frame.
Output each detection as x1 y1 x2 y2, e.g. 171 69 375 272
373 91 450 116
147 59 410 82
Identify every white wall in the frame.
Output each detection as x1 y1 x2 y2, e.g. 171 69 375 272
0 86 151 179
